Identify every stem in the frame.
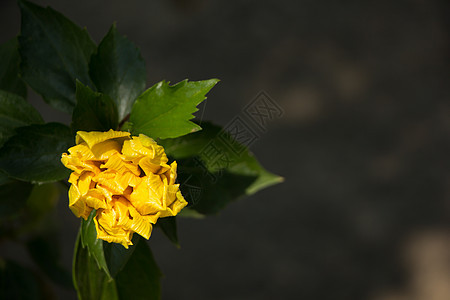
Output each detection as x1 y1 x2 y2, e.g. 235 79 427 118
118 113 130 130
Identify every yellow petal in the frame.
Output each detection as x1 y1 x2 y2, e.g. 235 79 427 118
68 184 92 219
129 174 165 215
115 171 142 191
160 191 188 218
164 184 180 207
62 130 187 247
83 189 107 210
127 205 153 240
77 171 94 196
91 140 121 160
93 171 123 194
68 172 79 185
142 213 160 225
61 154 100 174
126 136 155 157
76 130 130 148
67 143 95 160
161 161 178 185
137 134 157 148
94 210 133 249
168 161 178 185
139 156 170 175
113 197 132 226
95 184 116 204
121 140 143 160
100 153 140 176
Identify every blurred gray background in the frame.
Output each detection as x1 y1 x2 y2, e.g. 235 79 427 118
1 0 449 299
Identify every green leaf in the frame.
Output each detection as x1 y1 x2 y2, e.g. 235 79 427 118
90 24 146 121
129 79 219 139
26 182 60 222
73 233 118 300
156 217 179 248
115 239 162 300
177 208 205 219
0 178 33 219
103 235 139 278
72 81 118 133
160 122 283 214
80 210 111 279
0 38 27 98
73 233 161 300
18 0 96 112
177 162 258 214
0 122 73 183
26 234 72 288
0 90 43 147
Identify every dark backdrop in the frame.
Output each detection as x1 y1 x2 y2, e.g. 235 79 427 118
1 0 449 299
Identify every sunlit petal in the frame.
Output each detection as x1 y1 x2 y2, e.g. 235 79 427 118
76 130 130 148
62 130 187 248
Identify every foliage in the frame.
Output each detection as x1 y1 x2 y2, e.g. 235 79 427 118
0 1 282 299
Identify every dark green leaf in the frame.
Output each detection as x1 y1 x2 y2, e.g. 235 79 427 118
0 90 43 147
162 121 283 194
129 79 219 139
177 208 205 218
103 235 139 278
115 239 162 300
72 81 118 133
0 38 27 97
177 161 257 214
0 259 40 300
0 178 33 218
90 24 146 121
26 182 60 221
27 234 72 288
156 216 179 248
80 210 111 278
73 233 118 300
18 0 96 112
0 122 73 183
74 225 161 299
161 122 283 214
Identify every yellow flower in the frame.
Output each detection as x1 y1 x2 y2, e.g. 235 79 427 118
61 130 187 248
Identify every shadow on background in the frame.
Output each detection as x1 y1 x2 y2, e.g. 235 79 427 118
0 0 449 299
